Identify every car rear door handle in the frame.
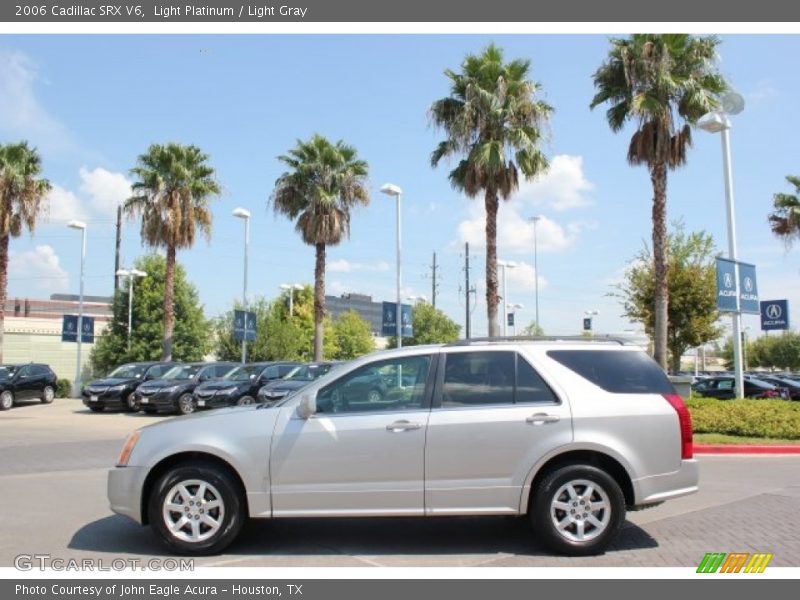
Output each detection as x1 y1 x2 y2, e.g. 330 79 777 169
386 420 422 432
526 413 560 425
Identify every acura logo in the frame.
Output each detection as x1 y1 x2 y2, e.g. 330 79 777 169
723 273 733 288
766 304 783 319
744 277 754 293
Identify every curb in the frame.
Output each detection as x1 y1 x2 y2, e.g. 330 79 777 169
694 444 800 455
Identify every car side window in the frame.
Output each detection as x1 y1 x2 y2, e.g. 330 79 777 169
516 355 558 404
16 365 32 378
317 355 432 414
442 352 515 407
261 366 280 380
216 365 233 377
718 379 734 390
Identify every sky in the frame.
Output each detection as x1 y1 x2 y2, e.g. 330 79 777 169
1 34 799 339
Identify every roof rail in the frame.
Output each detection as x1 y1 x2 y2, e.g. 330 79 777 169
445 335 629 347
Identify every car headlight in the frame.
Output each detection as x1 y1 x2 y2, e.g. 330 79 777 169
161 385 180 393
117 430 140 466
108 384 127 392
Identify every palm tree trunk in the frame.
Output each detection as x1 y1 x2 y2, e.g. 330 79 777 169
0 234 9 364
162 245 176 361
484 189 500 337
314 243 326 361
651 161 669 371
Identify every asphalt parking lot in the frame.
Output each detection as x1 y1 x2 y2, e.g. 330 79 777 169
1 399 799 568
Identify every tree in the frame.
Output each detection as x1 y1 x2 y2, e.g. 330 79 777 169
0 142 51 363
768 175 800 245
431 44 551 337
591 34 727 370
721 333 800 371
125 143 221 361
387 302 461 347
331 310 375 360
613 224 722 373
90 254 212 375
272 135 369 361
523 322 545 336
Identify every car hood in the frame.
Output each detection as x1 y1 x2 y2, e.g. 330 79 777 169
261 380 309 393
138 379 192 391
195 380 247 391
86 377 140 387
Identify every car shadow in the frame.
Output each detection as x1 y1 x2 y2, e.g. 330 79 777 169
69 514 658 559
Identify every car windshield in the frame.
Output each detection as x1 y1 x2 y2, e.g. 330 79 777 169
108 364 147 379
0 366 17 380
163 365 200 380
284 364 335 381
224 365 263 381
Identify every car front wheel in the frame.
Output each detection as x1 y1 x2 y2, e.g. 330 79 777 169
236 396 254 407
531 464 625 556
0 391 14 411
41 386 55 404
126 392 140 412
148 461 245 555
177 393 196 415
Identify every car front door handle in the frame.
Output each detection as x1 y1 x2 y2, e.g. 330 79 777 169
526 413 560 425
386 420 422 432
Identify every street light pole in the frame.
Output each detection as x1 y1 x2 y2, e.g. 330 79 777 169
507 302 523 336
530 216 542 330
497 260 517 337
116 268 147 351
68 221 86 397
381 184 403 349
280 283 303 317
233 208 251 364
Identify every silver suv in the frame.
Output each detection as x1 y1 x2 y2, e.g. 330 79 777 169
108 339 697 556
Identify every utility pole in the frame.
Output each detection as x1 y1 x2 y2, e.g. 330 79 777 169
114 205 122 292
430 252 439 308
464 242 476 339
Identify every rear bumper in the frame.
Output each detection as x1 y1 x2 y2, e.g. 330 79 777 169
632 459 699 506
108 466 145 524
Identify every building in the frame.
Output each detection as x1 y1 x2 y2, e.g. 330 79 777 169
325 292 385 335
2 294 112 379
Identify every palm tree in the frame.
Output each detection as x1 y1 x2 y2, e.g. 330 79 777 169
768 176 800 245
590 34 726 369
125 143 220 361
430 44 551 337
272 134 369 361
0 142 51 363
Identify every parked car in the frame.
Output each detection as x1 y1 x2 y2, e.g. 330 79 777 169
82 362 179 412
135 362 238 415
751 375 800 400
691 375 783 399
0 363 58 411
192 362 300 409
257 361 341 404
109 339 697 557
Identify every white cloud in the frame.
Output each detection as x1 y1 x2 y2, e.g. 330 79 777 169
514 154 594 212
8 245 68 292
745 80 778 105
457 204 574 254
328 259 391 273
503 261 547 295
42 184 88 224
79 167 132 216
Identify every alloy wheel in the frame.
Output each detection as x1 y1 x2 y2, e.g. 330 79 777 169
549 479 611 543
161 479 225 543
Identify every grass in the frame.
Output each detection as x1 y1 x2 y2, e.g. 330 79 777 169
694 432 800 445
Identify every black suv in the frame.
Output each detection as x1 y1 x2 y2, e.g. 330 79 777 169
193 362 300 409
0 363 58 411
82 362 179 412
135 362 237 415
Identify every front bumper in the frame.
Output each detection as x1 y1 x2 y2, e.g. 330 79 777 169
194 393 237 409
137 390 180 412
633 459 699 506
82 390 127 409
108 466 145 524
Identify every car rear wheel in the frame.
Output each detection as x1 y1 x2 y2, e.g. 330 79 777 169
178 393 196 415
126 392 140 412
237 396 254 407
530 464 625 556
0 391 14 411
41 386 55 404
148 461 245 555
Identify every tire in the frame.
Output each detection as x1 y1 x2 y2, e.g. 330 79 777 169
177 393 196 415
126 392 140 412
148 461 245 555
367 388 383 403
41 386 55 404
88 405 105 413
236 396 254 407
0 391 14 411
530 464 625 556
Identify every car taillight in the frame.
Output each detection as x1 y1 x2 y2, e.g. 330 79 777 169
663 393 693 459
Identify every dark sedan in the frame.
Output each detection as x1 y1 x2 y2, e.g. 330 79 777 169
0 363 58 411
753 375 800 400
193 362 300 409
691 375 783 400
257 361 341 404
135 362 238 415
82 362 179 412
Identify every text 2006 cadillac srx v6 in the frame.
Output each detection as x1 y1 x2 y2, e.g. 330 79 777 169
109 339 697 556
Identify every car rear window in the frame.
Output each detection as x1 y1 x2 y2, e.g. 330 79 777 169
546 349 674 394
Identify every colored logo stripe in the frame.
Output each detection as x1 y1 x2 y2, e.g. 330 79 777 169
697 552 773 573
744 553 773 573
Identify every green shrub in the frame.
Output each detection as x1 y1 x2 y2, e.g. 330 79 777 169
56 379 72 398
686 398 800 440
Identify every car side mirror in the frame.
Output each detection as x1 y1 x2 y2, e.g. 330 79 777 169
296 393 316 420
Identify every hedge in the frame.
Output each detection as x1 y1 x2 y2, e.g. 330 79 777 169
56 379 72 398
686 398 800 440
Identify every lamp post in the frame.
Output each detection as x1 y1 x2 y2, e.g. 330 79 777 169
584 309 599 335
67 220 86 397
507 302 524 336
497 260 517 337
381 183 403 348
530 215 543 330
115 268 147 351
233 208 250 364
280 283 304 317
698 91 745 397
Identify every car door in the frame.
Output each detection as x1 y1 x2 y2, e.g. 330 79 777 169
269 353 436 516
12 365 37 400
424 349 573 515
